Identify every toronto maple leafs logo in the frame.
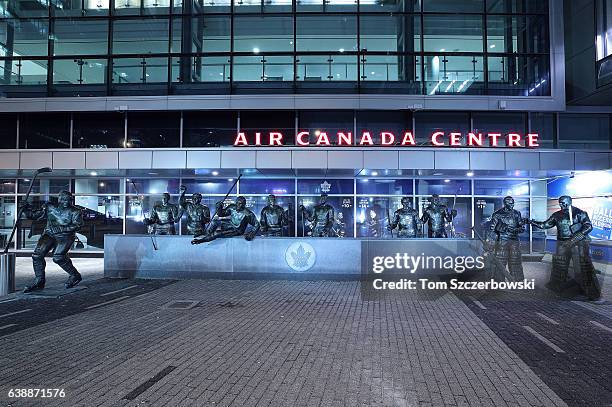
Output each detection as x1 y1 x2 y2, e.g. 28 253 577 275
285 242 316 272
320 181 331 193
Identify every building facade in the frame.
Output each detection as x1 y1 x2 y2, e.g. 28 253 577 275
0 0 610 254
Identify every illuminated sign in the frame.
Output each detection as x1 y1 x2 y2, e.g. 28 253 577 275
233 131 539 148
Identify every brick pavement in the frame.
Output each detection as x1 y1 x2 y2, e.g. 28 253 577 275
0 279 567 407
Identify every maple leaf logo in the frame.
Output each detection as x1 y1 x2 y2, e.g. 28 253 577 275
320 181 331 193
291 244 311 268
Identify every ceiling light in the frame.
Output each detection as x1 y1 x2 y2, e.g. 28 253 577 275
90 171 98 176
466 172 474 177
371 171 378 176
212 171 219 176
444 179 450 183
253 47 260 54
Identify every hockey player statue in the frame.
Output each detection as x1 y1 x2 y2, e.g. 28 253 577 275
192 196 260 244
299 194 335 237
145 192 181 235
388 197 421 238
421 194 457 238
260 194 286 237
179 185 211 236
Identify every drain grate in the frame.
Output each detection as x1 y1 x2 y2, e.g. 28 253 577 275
161 300 200 310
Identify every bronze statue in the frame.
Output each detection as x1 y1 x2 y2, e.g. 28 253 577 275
283 202 295 237
530 196 601 300
486 196 526 281
192 196 260 244
388 197 421 238
300 194 335 237
421 194 457 238
21 191 84 292
145 192 181 235
179 185 211 236
260 194 285 237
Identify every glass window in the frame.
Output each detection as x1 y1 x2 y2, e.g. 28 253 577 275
240 110 295 144
298 111 354 144
243 195 294 228
127 179 180 194
529 112 554 148
73 112 125 149
487 0 548 14
423 15 483 53
472 112 526 135
424 55 484 95
0 179 15 194
297 195 354 237
356 179 412 195
234 0 292 13
113 0 171 15
112 18 169 54
487 55 550 96
356 111 412 144
53 19 108 56
417 196 472 238
487 15 548 54
296 0 356 12
239 178 295 194
179 179 236 194
360 54 421 89
183 111 237 147
126 195 153 234
558 114 610 149
356 196 403 238
19 113 71 149
359 0 420 13
112 57 168 84
172 56 231 83
233 16 293 53
297 15 357 52
52 58 107 85
74 195 124 249
473 180 529 196
416 179 470 195
232 55 293 82
295 54 357 82
0 0 49 17
0 59 48 86
185 16 230 53
195 0 231 13
18 178 71 194
126 112 180 148
414 111 469 144
359 15 420 53
596 0 612 61
0 114 17 148
0 19 49 56
423 0 483 12
0 196 15 249
52 0 109 16
297 179 353 194
75 179 122 194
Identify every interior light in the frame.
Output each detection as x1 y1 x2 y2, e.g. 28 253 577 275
253 47 260 54
490 44 496 49
371 171 378 176
444 179 450 183
228 178 234 182
90 171 98 176
212 171 219 176
466 172 474 177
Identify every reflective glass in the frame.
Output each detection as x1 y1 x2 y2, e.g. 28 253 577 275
424 55 484 95
472 112 526 135
73 112 125 148
356 110 413 144
423 15 483 53
53 19 108 55
0 179 15 194
0 0 49 17
195 0 231 13
297 179 354 194
356 196 402 238
180 179 236 194
0 114 17 148
423 0 483 12
183 111 237 147
240 110 295 144
295 54 357 81
359 0 420 12
52 0 110 16
298 111 354 144
74 195 124 249
234 0 292 12
75 179 122 195
233 16 293 53
112 57 168 84
558 114 611 147
487 0 548 14
416 179 470 195
487 55 550 96
529 112 554 148
0 59 47 86
52 58 106 85
239 179 295 194
417 196 472 238
187 16 230 52
126 179 180 194
18 178 71 194
487 15 548 54
126 112 180 148
112 18 169 54
473 180 529 196
233 55 293 82
19 113 71 149
356 179 413 195
296 0 357 12
297 15 357 52
0 19 49 56
297 195 354 237
414 111 469 143
359 15 420 53
173 56 231 83
0 196 15 250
